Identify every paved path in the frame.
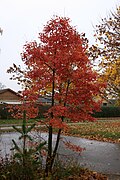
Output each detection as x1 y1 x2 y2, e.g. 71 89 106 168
0 132 120 179
58 135 120 177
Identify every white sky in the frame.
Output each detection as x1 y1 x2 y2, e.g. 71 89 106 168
0 0 119 92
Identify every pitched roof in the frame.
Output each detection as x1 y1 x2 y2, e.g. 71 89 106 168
0 88 21 97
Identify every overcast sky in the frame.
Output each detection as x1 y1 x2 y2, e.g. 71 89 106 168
0 0 119 91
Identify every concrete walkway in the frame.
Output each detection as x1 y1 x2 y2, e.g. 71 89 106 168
0 132 120 179
58 135 120 179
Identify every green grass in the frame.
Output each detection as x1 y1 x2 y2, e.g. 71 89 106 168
0 118 120 142
65 120 120 142
0 119 37 125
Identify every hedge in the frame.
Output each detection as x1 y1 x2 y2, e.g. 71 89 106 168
0 104 50 119
0 105 11 119
0 104 120 119
37 105 50 118
93 106 120 118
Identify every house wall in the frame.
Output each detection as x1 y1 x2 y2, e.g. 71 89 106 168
0 91 21 101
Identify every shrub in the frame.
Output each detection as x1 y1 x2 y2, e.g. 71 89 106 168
0 156 42 180
0 105 11 119
0 104 50 119
37 105 50 118
0 156 107 180
93 106 120 118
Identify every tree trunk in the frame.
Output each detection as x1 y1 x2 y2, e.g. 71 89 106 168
45 69 55 175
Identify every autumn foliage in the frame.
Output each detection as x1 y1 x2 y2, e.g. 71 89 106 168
89 6 120 104
8 16 105 174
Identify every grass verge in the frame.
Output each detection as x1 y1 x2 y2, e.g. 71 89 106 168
0 118 120 143
62 120 120 143
0 119 36 125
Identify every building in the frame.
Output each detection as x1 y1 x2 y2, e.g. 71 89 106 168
0 88 22 105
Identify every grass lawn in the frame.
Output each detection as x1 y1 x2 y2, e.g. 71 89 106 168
0 118 120 143
63 119 120 143
0 119 37 125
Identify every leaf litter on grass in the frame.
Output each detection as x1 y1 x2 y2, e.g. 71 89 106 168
62 120 120 143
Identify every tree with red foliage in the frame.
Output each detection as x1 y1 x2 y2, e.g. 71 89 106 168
8 16 105 175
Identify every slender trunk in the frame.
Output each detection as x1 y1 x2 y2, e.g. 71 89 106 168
50 128 61 168
47 80 71 171
45 69 55 175
23 109 26 167
45 125 52 174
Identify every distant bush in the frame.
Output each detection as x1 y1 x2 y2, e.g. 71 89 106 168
1 104 120 119
0 105 11 119
93 106 120 118
37 105 50 118
0 104 51 119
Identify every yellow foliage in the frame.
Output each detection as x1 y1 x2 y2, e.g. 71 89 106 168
99 57 120 104
103 58 120 86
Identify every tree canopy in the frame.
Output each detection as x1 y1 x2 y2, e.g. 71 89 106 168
8 16 105 174
89 6 120 104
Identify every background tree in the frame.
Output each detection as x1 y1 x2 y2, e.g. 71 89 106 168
8 16 105 175
0 27 3 35
0 82 6 89
89 6 120 104
0 27 3 53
